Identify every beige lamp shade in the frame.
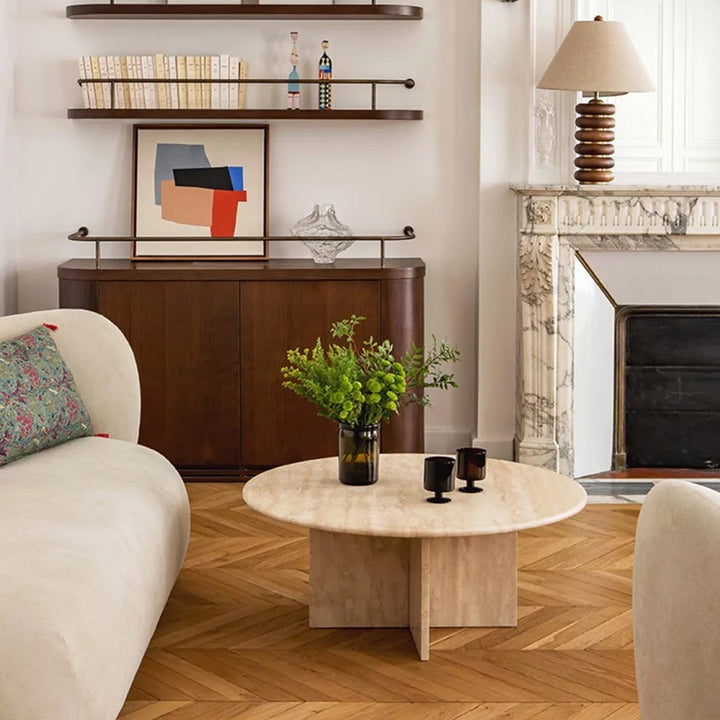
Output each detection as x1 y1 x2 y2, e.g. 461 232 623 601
538 17 655 93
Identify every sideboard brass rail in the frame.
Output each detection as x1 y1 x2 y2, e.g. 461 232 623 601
68 226 416 267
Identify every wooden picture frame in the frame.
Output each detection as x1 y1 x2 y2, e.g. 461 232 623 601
131 123 269 260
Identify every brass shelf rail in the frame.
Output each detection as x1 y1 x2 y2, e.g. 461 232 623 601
70 77 420 119
68 226 416 266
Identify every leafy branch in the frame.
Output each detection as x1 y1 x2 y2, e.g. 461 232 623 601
399 337 461 408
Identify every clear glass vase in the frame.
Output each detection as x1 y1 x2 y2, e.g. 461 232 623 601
290 204 354 264
338 422 379 486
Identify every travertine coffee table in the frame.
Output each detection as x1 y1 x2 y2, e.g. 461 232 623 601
243 454 586 660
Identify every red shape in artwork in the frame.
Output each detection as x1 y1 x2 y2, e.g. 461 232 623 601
210 189 248 237
43 323 58 332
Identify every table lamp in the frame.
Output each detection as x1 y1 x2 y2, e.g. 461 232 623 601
537 15 654 184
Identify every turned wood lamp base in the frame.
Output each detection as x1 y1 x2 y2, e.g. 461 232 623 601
574 98 616 184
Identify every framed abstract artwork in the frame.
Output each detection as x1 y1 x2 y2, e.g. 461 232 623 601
132 124 269 260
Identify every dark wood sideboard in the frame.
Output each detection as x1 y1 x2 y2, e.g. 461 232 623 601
58 258 425 481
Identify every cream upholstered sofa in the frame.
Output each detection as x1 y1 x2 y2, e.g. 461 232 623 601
633 480 720 719
0 309 190 720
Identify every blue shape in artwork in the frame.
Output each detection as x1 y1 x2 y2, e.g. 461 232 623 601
154 143 211 206
228 166 245 192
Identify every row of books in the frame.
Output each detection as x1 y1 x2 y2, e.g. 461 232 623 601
78 55 248 110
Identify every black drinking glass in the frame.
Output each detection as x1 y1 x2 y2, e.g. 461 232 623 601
456 447 486 493
423 456 455 504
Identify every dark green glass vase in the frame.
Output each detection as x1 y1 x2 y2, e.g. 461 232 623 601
338 422 379 486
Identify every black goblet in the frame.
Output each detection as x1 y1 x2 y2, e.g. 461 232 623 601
423 456 455 504
456 447 486 493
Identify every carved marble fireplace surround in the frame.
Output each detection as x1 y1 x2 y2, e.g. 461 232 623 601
512 185 720 478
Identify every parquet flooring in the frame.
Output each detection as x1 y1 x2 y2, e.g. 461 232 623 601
120 484 640 719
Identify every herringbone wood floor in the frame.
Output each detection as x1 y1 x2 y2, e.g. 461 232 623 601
120 484 641 719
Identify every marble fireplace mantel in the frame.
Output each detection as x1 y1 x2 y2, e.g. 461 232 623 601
511 185 720 478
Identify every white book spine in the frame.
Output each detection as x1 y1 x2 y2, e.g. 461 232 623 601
194 55 201 110
82 56 97 109
90 56 103 109
238 59 247 110
150 54 159 110
98 56 112 109
201 56 209 110
220 54 230 110
79 56 91 109
211 55 220 110
119 56 131 109
112 56 125 109
187 56 197 110
229 56 239 110
177 56 188 110
154 53 167 109
127 56 137 109
106 55 118 109
207 56 214 109
141 55 156 109
133 56 144 109
168 56 179 110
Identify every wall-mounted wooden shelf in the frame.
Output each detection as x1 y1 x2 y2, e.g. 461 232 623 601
66 3 424 21
67 108 423 120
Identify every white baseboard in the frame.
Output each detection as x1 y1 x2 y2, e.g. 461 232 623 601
424 429 515 460
471 436 514 461
424 427 474 455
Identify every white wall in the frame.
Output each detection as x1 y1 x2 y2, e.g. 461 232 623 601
573 259 615 477
0 0 17 315
475 0 531 460
14 0 480 451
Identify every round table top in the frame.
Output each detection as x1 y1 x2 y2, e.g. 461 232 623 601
242 454 587 538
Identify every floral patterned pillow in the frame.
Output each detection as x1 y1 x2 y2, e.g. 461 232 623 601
0 325 93 466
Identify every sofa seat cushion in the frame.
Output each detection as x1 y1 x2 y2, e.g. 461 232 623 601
0 436 190 720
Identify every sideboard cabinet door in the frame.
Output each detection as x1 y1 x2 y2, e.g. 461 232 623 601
97 281 241 474
240 280 381 468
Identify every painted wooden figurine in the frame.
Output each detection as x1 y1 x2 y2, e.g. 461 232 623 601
287 31 300 110
318 40 332 110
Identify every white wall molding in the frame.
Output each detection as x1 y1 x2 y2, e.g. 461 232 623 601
528 0 575 185
533 91 556 168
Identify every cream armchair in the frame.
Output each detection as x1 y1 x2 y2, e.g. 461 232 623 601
0 309 190 720
633 479 720 719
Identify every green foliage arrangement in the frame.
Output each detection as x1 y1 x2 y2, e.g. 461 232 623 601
281 315 460 427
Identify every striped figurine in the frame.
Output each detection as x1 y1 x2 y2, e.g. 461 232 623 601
318 40 332 110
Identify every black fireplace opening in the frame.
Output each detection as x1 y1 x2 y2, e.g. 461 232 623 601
617 308 720 469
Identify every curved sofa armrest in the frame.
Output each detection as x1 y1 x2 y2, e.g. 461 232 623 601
0 308 141 443
633 480 720 720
